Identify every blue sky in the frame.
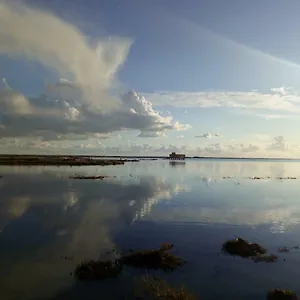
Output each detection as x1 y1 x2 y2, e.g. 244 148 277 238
1 0 300 157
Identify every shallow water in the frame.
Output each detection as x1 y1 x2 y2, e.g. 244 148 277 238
1 159 300 299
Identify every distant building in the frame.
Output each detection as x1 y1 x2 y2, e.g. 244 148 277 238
169 152 185 160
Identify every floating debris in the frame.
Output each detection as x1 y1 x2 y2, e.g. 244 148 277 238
267 289 298 300
222 238 266 258
69 175 112 180
120 243 185 271
135 275 197 300
74 259 122 281
293 246 300 250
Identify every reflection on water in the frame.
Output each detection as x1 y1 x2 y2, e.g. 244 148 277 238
1 160 300 299
169 161 186 167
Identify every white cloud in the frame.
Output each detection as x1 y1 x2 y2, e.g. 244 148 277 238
267 136 290 152
195 133 220 138
255 113 287 120
0 84 190 140
0 2 190 141
0 1 132 109
143 87 300 114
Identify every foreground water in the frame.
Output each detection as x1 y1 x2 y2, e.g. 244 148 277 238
1 159 300 299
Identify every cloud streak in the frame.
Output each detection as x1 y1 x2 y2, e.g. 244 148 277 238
143 87 300 114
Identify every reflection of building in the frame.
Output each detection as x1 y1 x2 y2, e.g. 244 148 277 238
169 152 185 160
169 161 186 167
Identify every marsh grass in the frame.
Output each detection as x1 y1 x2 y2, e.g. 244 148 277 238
121 243 185 271
134 275 197 300
267 289 297 300
222 238 267 258
74 259 122 281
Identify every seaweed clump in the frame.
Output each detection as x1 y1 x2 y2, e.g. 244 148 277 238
267 289 298 300
69 175 109 180
120 243 185 271
252 254 278 263
222 238 267 258
74 259 122 281
135 275 197 300
278 247 290 253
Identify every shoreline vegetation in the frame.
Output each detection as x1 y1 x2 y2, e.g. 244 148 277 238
0 155 139 166
67 240 298 299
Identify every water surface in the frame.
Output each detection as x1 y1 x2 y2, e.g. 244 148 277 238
1 159 300 299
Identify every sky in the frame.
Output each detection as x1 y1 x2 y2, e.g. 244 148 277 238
1 0 300 157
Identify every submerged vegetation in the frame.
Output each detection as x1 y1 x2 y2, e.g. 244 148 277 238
135 275 197 300
74 259 123 281
267 289 298 300
74 243 185 281
222 238 267 257
222 238 278 263
120 243 185 271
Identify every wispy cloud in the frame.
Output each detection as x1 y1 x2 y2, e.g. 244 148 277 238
143 87 300 114
0 1 132 109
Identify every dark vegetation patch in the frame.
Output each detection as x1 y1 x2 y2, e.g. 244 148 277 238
134 275 197 300
74 259 123 281
69 175 114 180
0 154 139 166
222 238 266 258
120 243 185 271
252 254 278 263
74 243 185 281
267 289 298 300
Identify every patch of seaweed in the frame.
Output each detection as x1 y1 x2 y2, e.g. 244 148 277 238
222 238 266 258
278 247 290 253
120 243 185 271
74 259 122 281
69 175 112 180
252 254 278 263
135 275 197 300
267 289 298 300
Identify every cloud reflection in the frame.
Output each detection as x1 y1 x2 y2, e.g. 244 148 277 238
0 171 185 300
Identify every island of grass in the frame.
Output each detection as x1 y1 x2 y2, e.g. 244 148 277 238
120 243 185 271
0 154 139 166
222 237 278 263
223 238 267 257
74 243 185 281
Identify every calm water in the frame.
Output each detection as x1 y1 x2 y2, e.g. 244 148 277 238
1 159 300 299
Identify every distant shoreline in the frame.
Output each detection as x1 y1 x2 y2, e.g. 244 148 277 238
0 155 139 166
0 154 298 162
